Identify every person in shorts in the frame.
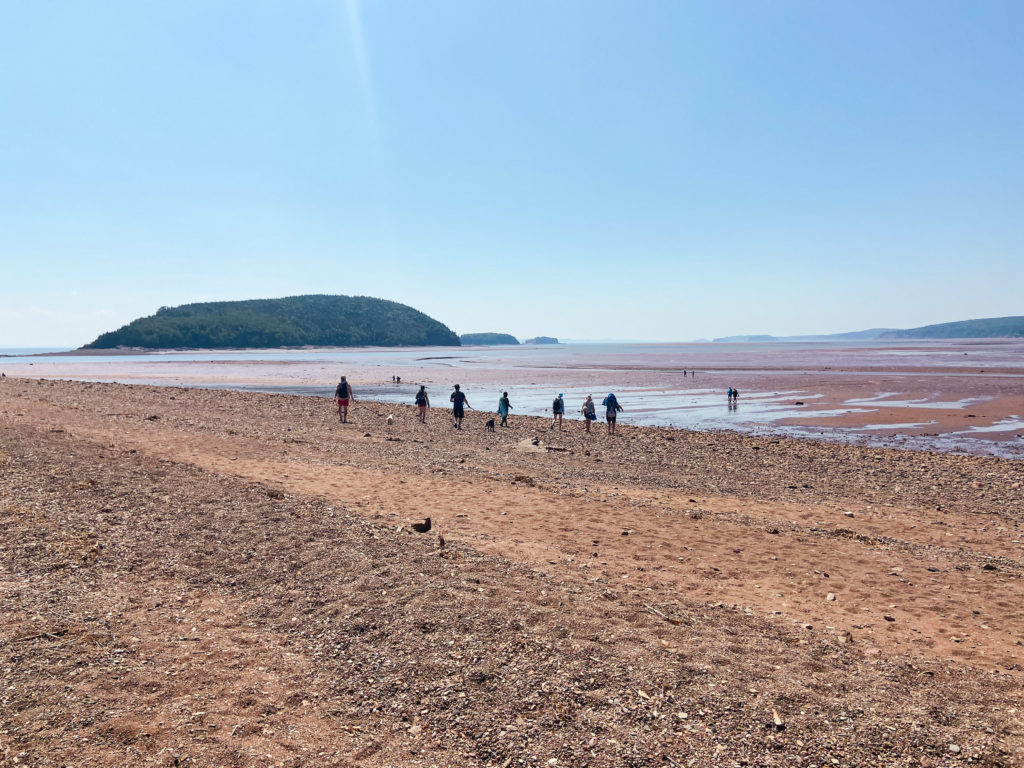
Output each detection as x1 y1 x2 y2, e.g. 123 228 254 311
335 376 354 423
581 394 596 434
550 393 565 430
602 392 623 435
450 384 471 429
415 385 430 423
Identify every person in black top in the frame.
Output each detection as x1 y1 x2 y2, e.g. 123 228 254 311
334 376 353 423
415 385 430 423
550 393 565 431
450 384 471 429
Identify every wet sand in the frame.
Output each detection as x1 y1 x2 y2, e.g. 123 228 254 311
3 339 1023 457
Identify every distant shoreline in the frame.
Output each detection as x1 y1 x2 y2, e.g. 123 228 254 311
2 338 1023 459
5 335 1022 359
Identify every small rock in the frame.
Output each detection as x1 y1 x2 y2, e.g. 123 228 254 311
948 744 961 754
883 615 895 622
826 593 836 602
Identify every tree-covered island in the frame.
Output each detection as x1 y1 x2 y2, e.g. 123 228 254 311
83 295 461 350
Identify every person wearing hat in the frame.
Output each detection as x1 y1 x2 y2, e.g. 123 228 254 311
415 385 430 423
551 393 565 430
580 394 596 433
450 384 471 429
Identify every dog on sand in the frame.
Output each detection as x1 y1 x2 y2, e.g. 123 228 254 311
485 418 495 432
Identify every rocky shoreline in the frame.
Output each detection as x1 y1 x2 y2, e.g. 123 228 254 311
2 377 1023 766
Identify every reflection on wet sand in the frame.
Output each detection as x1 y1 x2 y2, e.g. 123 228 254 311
2 339 1023 458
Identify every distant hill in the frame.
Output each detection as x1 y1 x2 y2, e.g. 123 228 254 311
880 316 1024 339
714 317 1024 342
83 295 461 350
460 333 520 346
523 336 559 345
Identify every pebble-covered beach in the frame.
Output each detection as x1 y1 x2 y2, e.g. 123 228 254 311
2 377 1023 766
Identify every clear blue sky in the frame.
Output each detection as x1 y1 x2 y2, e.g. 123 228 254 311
2 1 1021 346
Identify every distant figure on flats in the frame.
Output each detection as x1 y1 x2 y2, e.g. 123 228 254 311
602 392 623 435
392 375 396 382
727 387 734 401
450 384 471 429
551 393 565 430
581 394 597 434
396 376 401 384
498 391 512 427
334 376 354 423
415 385 430 423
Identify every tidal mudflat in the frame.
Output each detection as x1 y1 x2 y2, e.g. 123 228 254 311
4 339 1023 457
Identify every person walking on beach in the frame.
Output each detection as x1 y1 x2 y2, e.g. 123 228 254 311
551 393 565 430
602 392 623 435
581 394 596 434
415 385 430 423
334 376 354 423
450 384 471 429
727 387 734 402
497 391 512 427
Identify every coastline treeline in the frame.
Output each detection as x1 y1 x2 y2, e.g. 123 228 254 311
882 316 1024 339
83 295 461 350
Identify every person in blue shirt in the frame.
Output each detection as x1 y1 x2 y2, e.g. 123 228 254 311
602 392 623 435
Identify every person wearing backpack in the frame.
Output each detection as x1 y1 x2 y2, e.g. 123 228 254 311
334 376 354 423
414 385 430 423
602 392 623 435
550 393 565 430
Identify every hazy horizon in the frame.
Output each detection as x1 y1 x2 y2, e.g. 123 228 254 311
2 2 1021 346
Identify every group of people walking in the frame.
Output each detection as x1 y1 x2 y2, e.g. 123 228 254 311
333 376 625 434
544 391 621 434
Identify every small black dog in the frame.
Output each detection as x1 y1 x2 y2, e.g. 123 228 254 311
485 418 495 432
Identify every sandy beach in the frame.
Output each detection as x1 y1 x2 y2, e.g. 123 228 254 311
2 376 1024 766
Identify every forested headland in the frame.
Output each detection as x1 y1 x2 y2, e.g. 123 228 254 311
83 295 461 350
